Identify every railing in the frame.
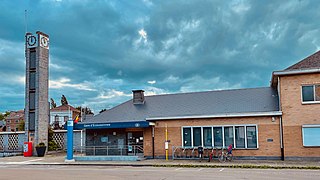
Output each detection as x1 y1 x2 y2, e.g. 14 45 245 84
1 145 23 157
76 145 144 157
172 146 225 160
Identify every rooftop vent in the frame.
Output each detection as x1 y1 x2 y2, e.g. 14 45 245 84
132 90 145 105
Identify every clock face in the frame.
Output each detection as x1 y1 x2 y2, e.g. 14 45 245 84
27 35 37 47
39 34 49 49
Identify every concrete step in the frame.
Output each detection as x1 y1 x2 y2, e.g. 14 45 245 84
74 155 141 161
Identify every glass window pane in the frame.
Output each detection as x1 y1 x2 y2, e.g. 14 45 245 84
30 51 36 69
303 127 320 146
183 128 191 147
193 127 202 147
235 126 245 148
315 85 320 101
203 127 212 147
29 92 35 110
30 72 36 89
247 126 257 148
224 127 234 147
302 85 314 102
213 127 223 147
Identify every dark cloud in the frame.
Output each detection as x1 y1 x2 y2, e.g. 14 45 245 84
1 0 320 112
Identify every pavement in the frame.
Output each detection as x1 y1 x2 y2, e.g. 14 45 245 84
1 152 320 169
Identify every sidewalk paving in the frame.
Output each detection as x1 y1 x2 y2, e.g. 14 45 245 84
1 153 320 169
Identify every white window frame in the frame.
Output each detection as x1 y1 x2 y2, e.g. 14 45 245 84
302 124 320 147
301 84 320 104
181 124 258 149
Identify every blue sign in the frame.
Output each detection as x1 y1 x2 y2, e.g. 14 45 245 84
75 121 150 129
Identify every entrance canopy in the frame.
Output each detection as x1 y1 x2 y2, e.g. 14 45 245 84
75 121 151 130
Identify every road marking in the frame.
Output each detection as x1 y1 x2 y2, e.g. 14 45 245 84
219 168 224 172
175 168 183 171
1 158 43 165
197 168 203 171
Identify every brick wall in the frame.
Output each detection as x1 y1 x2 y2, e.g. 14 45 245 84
279 73 320 158
146 116 281 158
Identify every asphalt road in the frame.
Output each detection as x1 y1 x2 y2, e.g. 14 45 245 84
0 165 319 180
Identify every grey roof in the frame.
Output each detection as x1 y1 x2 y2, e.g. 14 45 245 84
84 87 279 123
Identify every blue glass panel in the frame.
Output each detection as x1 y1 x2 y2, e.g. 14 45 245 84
193 127 202 147
303 127 320 146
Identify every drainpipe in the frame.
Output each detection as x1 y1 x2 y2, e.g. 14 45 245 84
278 76 284 161
152 126 155 159
280 117 284 161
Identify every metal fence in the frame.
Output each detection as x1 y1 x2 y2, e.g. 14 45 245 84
82 145 144 157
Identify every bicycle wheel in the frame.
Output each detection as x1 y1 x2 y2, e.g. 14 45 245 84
218 153 226 163
226 153 233 161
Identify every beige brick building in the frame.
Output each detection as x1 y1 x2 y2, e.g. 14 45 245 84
79 51 320 160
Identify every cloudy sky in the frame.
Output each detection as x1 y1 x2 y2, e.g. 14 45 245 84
0 0 320 113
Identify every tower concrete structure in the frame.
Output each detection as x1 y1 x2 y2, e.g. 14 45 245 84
25 31 49 155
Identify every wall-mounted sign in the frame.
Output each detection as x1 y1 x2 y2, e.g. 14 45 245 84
67 120 73 127
101 136 108 143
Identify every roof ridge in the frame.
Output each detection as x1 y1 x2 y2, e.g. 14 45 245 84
145 86 272 98
285 50 320 71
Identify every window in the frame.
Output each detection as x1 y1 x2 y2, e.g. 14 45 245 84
30 72 36 90
302 85 320 102
183 127 191 146
224 126 234 147
213 127 223 147
246 126 257 148
235 126 245 148
193 127 202 147
30 51 36 69
29 92 35 110
182 125 258 149
203 127 212 147
302 125 320 146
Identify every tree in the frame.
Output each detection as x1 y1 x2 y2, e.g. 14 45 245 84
99 109 107 113
50 98 57 108
61 95 68 105
76 106 94 115
17 120 25 131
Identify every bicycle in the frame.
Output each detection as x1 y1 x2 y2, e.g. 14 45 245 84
218 144 233 163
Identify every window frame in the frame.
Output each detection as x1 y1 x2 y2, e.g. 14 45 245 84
301 84 320 104
181 124 258 149
302 124 320 147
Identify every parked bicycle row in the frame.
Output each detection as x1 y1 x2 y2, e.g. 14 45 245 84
172 144 233 162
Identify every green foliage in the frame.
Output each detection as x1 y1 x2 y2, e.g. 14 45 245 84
0 111 10 121
76 106 94 115
48 140 58 151
61 95 68 105
47 127 59 151
36 142 46 147
18 120 25 131
50 98 57 108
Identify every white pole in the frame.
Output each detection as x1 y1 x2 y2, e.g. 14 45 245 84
80 130 83 154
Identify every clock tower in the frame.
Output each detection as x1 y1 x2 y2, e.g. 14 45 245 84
25 31 49 155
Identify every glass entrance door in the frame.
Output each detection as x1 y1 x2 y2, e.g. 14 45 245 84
127 131 143 155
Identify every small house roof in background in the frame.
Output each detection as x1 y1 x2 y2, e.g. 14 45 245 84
285 50 320 71
50 104 80 112
5 110 24 120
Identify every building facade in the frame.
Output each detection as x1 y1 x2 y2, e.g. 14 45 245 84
77 51 320 160
50 105 80 129
5 110 24 132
